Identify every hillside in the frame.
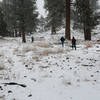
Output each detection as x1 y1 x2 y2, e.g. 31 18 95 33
0 30 100 100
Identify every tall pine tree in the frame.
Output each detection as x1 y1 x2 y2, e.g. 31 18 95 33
44 0 65 34
65 0 70 40
75 0 98 40
2 0 38 42
0 6 7 36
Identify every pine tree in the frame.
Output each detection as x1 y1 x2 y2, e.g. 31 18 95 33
90 0 97 10
18 0 38 42
0 6 7 36
44 0 65 34
2 0 38 42
75 0 98 40
65 0 70 40
16 0 38 33
2 0 12 34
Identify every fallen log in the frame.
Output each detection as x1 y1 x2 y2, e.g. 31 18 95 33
2 82 27 88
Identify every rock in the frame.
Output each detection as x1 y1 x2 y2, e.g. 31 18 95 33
96 50 100 52
96 46 99 48
78 57 80 59
67 82 71 85
66 57 69 60
0 86 3 90
70 67 72 70
25 65 28 67
28 94 32 97
90 75 94 77
96 71 99 73
28 68 32 70
24 76 27 78
97 40 100 42
40 66 49 69
81 59 83 61
82 64 93 67
8 90 12 93
77 79 80 82
70 97 72 99
82 64 88 66
61 67 63 70
50 71 53 73
46 61 48 63
31 78 36 82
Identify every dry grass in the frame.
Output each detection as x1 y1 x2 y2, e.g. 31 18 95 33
21 47 63 64
0 52 4 57
36 43 50 48
84 78 90 82
23 46 38 53
63 80 72 86
41 74 51 78
38 48 63 56
0 66 5 70
85 42 93 48
7 57 13 64
35 37 45 41
32 56 39 60
0 95 5 100
13 48 19 53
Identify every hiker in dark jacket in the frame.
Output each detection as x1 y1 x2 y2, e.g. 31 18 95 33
72 37 76 50
60 36 65 47
31 36 34 43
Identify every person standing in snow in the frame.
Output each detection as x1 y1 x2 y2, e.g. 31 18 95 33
31 36 34 43
72 36 76 50
60 36 65 47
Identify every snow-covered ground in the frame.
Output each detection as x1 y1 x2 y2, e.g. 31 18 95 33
0 31 100 100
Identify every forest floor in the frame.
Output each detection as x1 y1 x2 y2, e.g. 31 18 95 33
0 31 100 100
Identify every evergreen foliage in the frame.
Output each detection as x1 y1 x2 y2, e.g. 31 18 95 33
74 0 98 40
44 0 65 34
0 7 8 36
2 0 38 36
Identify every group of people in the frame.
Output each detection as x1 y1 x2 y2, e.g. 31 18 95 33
31 35 76 50
60 36 76 50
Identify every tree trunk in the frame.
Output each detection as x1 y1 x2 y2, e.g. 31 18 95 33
51 23 56 34
84 0 91 41
65 0 70 40
84 24 91 40
15 29 17 37
22 31 26 43
21 0 26 43
19 31 21 37
85 28 91 40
